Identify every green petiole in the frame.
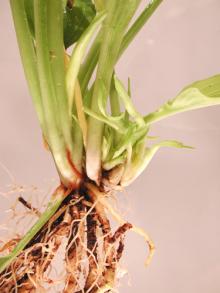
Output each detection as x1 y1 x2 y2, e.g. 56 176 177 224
86 0 142 183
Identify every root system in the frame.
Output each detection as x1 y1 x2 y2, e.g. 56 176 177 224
0 181 153 292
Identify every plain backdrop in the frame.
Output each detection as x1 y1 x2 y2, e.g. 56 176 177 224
0 1 220 292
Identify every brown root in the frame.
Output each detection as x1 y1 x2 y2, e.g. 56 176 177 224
18 196 41 217
0 182 152 292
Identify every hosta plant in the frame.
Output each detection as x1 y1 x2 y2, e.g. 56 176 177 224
0 0 220 292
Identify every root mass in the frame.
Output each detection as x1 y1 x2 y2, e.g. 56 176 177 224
0 183 133 293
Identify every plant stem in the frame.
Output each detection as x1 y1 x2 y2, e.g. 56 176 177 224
86 0 142 183
66 12 106 114
79 0 163 102
9 0 45 132
47 0 73 155
34 0 80 187
78 30 102 95
119 0 163 56
110 75 121 145
65 12 106 174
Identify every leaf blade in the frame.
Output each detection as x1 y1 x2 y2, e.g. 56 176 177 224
144 75 220 125
64 0 96 48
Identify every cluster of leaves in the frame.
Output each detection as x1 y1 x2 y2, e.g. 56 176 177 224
20 0 220 187
90 73 220 186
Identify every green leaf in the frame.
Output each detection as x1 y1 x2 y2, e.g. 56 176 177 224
97 79 124 121
64 0 96 48
112 125 148 159
102 126 114 161
144 75 220 125
84 106 125 132
120 140 192 186
120 0 163 57
114 75 146 127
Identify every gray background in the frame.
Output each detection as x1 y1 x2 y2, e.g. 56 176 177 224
0 0 220 292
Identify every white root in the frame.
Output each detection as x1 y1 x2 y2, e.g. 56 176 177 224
86 183 155 267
